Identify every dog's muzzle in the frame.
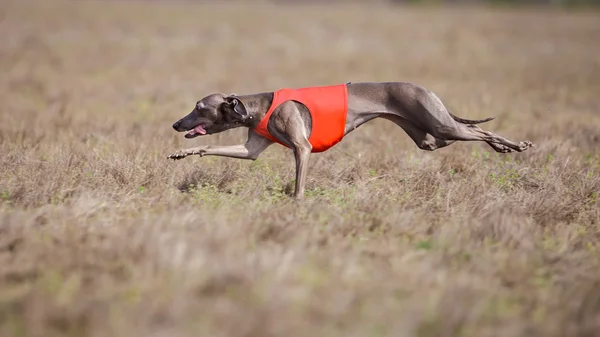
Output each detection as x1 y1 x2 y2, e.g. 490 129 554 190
172 120 182 131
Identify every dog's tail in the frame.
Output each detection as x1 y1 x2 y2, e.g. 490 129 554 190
449 112 495 125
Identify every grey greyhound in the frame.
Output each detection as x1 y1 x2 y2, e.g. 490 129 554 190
169 82 533 199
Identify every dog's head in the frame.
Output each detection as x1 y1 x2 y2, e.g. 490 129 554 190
172 93 247 138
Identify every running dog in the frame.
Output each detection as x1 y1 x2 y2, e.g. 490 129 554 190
169 82 533 199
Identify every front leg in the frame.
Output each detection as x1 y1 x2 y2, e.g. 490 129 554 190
293 143 312 199
265 101 314 200
168 129 273 160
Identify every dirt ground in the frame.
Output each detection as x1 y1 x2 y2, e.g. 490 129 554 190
1 1 599 336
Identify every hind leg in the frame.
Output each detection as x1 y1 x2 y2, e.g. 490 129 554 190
432 123 533 153
384 115 455 151
465 125 533 153
404 88 533 153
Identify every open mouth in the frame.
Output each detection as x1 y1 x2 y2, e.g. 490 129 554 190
185 123 207 138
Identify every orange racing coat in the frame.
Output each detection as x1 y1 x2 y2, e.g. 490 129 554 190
253 84 349 153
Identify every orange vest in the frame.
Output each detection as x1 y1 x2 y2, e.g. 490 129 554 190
253 84 348 153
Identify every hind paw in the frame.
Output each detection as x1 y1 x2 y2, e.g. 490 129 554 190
489 142 514 153
518 141 534 152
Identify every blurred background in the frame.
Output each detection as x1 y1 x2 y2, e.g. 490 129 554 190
267 0 599 4
1 1 599 337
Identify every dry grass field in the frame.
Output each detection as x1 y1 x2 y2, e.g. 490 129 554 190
1 0 600 336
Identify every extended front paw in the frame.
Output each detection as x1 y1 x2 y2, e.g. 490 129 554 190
167 151 190 160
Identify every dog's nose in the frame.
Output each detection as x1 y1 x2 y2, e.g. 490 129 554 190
172 120 181 130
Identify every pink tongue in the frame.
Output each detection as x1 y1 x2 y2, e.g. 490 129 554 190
194 125 206 135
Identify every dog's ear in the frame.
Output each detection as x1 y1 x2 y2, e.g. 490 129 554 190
223 96 247 117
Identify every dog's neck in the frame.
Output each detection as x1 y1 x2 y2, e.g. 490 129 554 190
235 92 274 129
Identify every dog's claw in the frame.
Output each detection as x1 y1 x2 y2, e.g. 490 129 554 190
168 152 188 160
